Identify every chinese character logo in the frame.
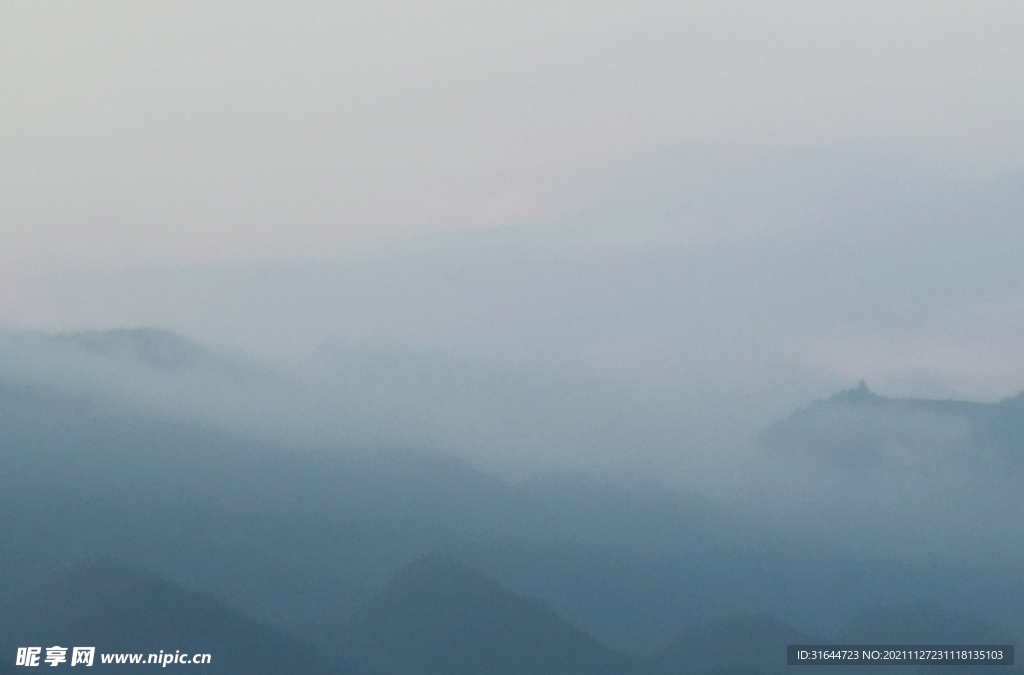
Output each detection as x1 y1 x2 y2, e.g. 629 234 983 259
44 646 68 667
71 647 95 667
16 647 42 667
15 645 95 667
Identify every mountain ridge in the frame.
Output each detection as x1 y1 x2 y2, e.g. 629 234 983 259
339 554 665 675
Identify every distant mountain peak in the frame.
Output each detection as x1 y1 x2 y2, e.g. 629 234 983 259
56 328 210 371
343 554 660 675
52 329 267 383
2 559 348 675
760 379 1024 472
827 380 881 404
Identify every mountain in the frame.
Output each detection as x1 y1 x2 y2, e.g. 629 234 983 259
53 328 245 374
751 381 1024 574
759 381 1024 478
3 361 1024 658
0 371 829 653
0 560 354 674
658 615 822 675
340 555 664 675
0 374 538 641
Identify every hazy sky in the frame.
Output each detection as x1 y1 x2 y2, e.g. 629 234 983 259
3 1 1024 272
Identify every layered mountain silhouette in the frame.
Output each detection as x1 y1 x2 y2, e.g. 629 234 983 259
340 555 665 675
0 560 354 674
3 353 1024 667
0 372 842 653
